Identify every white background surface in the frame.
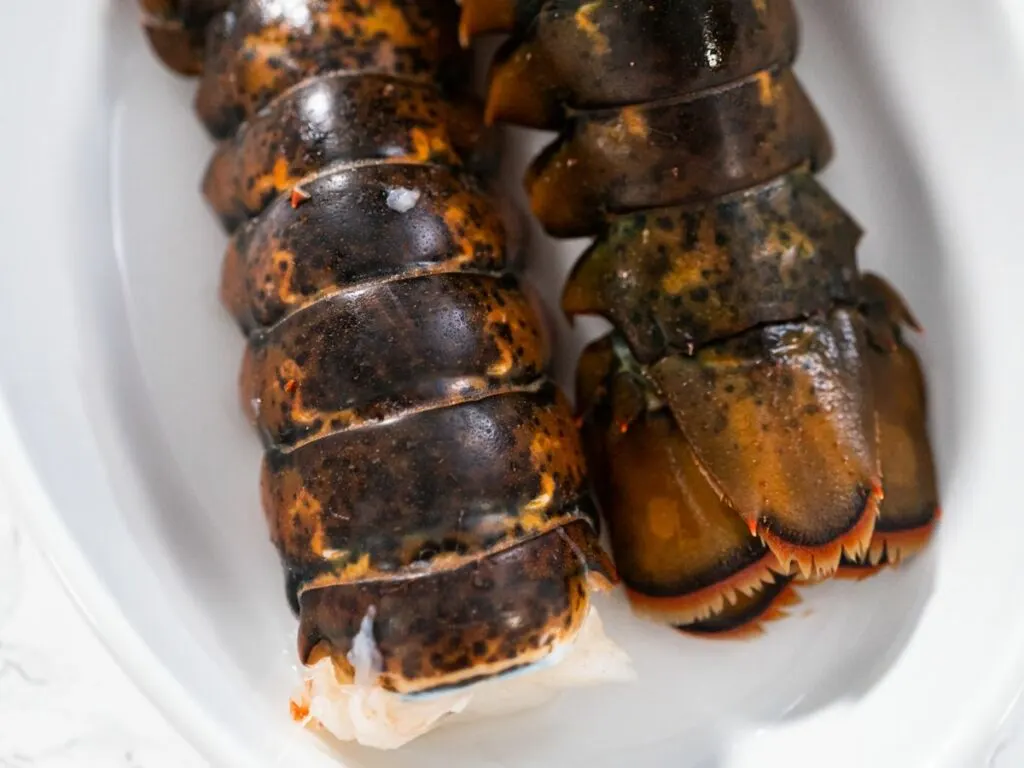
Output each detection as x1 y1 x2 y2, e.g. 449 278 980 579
4 1 1024 766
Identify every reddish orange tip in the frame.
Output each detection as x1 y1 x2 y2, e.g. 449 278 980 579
759 482 881 580
290 186 311 208
625 554 784 627
838 506 940 577
869 508 940 567
682 584 802 640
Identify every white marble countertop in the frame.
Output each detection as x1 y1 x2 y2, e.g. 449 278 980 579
0 505 204 768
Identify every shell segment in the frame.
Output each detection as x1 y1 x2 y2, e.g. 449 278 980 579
563 168 861 363
484 0 799 129
139 0 229 75
525 68 832 238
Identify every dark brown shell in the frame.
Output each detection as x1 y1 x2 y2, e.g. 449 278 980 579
563 169 862 363
140 0 613 696
526 68 832 238
221 163 513 332
202 74 467 229
242 273 551 449
465 0 939 627
298 519 614 694
139 0 229 75
194 0 464 138
482 0 798 129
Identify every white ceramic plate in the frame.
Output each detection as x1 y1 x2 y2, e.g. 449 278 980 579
2 1 1024 766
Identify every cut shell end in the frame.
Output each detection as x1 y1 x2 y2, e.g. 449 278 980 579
291 606 632 750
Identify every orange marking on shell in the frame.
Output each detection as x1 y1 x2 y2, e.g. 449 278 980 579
754 69 777 106
250 156 294 202
482 287 547 381
440 190 505 267
410 126 455 164
339 1 422 49
286 487 326 557
519 473 557 532
270 250 302 307
458 0 517 45
273 358 363 437
574 2 610 55
239 32 290 99
617 106 649 140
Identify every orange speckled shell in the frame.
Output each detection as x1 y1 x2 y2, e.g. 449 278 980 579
139 0 614 696
195 0 464 138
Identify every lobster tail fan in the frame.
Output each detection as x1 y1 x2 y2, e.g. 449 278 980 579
842 274 940 569
577 336 785 626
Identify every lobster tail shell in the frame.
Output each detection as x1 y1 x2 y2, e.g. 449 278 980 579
649 309 883 577
141 0 617 701
482 0 799 129
576 337 784 627
468 0 939 629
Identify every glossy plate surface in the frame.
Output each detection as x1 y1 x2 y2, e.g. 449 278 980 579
2 1 1023 766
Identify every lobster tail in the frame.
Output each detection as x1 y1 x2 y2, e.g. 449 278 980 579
466 0 938 628
140 0 629 748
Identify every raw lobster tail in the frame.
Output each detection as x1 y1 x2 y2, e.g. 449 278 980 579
463 0 939 634
139 0 616 707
